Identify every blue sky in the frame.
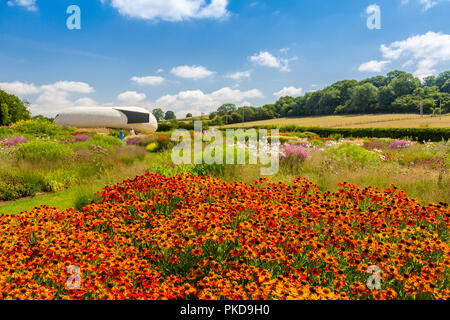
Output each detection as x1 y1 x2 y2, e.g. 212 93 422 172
0 0 449 117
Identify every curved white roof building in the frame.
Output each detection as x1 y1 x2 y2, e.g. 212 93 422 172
54 106 158 133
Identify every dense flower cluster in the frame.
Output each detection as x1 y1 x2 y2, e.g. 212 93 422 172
389 140 412 149
280 144 309 164
0 173 448 300
1 136 28 147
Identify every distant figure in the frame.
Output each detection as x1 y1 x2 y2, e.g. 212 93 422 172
119 129 125 142
130 129 136 136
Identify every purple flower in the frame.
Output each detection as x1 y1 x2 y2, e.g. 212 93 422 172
73 135 91 142
388 140 412 149
280 144 309 163
127 138 140 145
2 136 28 147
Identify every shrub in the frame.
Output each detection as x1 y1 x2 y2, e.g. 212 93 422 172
0 172 45 201
330 133 343 141
16 141 75 162
146 142 159 152
324 143 380 168
11 119 74 138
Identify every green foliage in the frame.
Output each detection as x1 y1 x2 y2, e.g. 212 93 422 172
74 188 102 211
324 143 380 168
152 108 165 122
11 119 74 138
0 172 46 201
0 90 31 125
16 140 76 162
164 110 176 121
75 135 122 151
207 70 449 121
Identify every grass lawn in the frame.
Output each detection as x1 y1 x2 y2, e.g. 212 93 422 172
0 187 81 215
219 113 450 128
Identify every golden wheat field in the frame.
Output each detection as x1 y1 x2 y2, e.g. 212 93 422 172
220 114 450 128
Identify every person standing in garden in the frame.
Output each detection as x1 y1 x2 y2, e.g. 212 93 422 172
119 129 125 142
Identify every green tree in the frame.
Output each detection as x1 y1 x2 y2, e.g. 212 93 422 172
436 71 450 88
0 103 11 125
347 83 378 113
387 70 407 82
390 73 421 97
441 79 450 93
377 86 396 112
230 112 243 123
0 90 31 125
217 104 237 116
186 113 193 118
275 96 296 117
152 108 165 121
360 75 388 88
318 88 340 115
164 110 176 121
423 76 437 87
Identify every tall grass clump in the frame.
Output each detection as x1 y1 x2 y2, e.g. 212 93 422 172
16 141 75 162
74 187 102 211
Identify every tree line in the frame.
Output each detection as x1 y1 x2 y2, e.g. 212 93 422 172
205 70 450 125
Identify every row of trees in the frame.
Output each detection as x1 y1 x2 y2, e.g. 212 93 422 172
208 70 450 125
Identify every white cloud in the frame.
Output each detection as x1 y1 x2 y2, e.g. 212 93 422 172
156 68 164 74
273 87 303 97
7 0 37 11
379 31 450 78
250 51 296 72
32 82 98 116
102 0 230 22
40 81 95 94
117 91 147 103
0 81 41 95
131 76 165 86
171 65 215 79
155 87 263 116
401 0 449 10
358 60 391 73
226 71 251 81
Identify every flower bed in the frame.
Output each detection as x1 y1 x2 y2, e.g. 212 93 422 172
0 174 448 300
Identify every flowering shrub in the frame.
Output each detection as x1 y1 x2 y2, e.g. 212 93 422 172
280 144 309 164
146 142 159 152
1 136 28 147
0 173 448 300
389 140 412 149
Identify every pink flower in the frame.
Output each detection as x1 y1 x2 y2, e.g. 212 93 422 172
2 136 28 147
388 140 412 149
280 144 309 163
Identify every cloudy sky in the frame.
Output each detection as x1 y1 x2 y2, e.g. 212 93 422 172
0 0 449 117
